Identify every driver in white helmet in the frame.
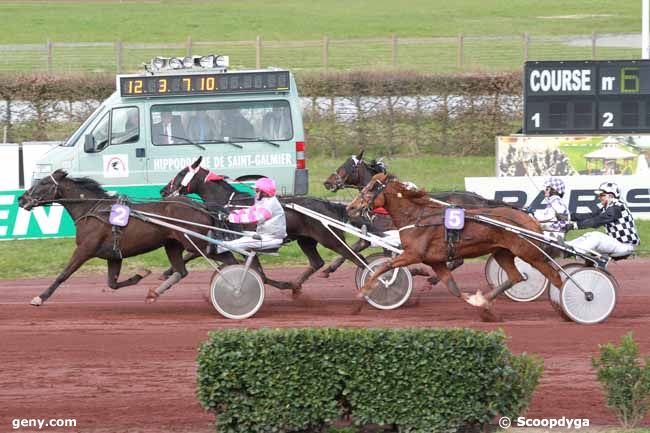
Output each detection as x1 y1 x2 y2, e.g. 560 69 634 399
566 181 640 257
532 177 570 241
217 177 287 253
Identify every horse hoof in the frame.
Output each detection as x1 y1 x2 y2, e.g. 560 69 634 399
30 296 43 306
427 276 440 287
291 289 302 300
462 291 488 308
319 271 331 279
145 290 158 303
137 268 152 279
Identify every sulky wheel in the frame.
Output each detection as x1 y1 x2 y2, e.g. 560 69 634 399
499 257 550 302
484 254 500 289
210 265 265 320
355 252 391 290
548 263 584 317
359 256 413 310
560 267 617 325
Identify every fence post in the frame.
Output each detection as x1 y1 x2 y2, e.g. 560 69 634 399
115 40 123 73
256 35 262 69
322 35 329 71
591 31 597 60
457 33 464 70
391 34 398 67
186 36 193 56
46 40 53 73
523 32 529 62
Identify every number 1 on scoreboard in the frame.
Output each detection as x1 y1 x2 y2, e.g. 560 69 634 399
531 112 541 128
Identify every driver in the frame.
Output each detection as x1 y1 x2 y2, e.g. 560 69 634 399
532 177 570 241
566 181 640 257
218 177 287 253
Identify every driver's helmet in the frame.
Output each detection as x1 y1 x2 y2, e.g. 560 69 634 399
543 177 565 196
595 181 620 198
254 177 277 197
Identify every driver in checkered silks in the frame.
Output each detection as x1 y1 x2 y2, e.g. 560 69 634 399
566 181 640 257
217 177 287 253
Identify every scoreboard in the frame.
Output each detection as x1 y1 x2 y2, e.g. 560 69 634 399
524 60 650 134
118 70 290 97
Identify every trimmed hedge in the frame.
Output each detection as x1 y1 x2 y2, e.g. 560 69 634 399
197 328 543 433
0 72 521 155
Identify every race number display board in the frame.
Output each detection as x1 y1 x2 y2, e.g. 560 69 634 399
524 60 650 134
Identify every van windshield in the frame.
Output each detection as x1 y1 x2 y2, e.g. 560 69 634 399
60 103 107 147
150 100 292 146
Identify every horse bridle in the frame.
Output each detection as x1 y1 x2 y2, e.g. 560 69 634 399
358 178 390 219
164 165 201 197
23 174 60 208
329 157 361 191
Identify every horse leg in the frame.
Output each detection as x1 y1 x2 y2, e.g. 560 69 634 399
107 259 151 290
320 239 370 278
464 249 524 308
31 248 91 306
146 242 188 303
159 251 198 281
429 262 462 297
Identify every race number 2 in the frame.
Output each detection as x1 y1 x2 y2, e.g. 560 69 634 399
444 207 465 230
109 204 131 227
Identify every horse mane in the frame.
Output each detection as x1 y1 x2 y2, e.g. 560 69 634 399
68 176 112 198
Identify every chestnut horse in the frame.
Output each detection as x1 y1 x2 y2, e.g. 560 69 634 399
347 173 563 317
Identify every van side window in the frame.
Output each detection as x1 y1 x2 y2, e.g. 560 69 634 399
111 107 139 145
88 113 110 153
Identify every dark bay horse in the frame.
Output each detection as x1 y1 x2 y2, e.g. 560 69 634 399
160 157 369 293
18 169 232 305
347 173 563 319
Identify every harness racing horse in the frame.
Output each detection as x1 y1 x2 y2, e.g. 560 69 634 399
18 169 235 305
160 157 369 293
321 151 513 279
347 173 563 319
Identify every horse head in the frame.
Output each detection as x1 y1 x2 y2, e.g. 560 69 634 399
346 172 393 218
324 150 387 192
18 169 68 211
160 157 209 198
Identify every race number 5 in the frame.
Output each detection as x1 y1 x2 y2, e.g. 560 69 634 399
109 204 131 227
444 207 465 230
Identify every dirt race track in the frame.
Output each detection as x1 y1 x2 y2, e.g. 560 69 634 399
1 260 650 432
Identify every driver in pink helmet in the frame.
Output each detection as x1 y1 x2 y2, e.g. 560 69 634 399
218 177 287 253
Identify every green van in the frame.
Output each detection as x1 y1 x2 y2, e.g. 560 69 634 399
32 55 308 195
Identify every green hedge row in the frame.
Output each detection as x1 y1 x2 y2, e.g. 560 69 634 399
0 71 521 100
197 328 543 433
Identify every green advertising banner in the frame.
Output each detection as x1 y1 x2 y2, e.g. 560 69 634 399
0 183 254 241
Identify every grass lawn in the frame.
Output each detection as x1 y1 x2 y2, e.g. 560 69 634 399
0 1 640 44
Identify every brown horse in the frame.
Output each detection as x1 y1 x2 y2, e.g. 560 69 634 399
18 169 235 305
347 173 563 318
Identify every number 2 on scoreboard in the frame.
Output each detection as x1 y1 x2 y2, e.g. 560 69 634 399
531 112 540 128
602 112 613 127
